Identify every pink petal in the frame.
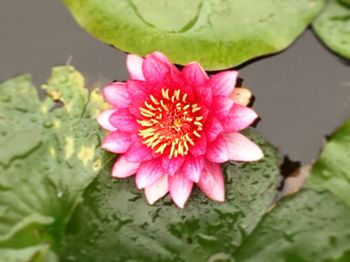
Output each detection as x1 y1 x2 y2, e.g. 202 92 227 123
152 51 172 63
199 87 213 107
190 134 208 157
200 106 210 122
198 161 225 202
208 71 238 96
173 78 193 99
127 80 151 117
97 109 117 131
125 140 154 162
182 155 204 183
224 132 264 161
145 175 169 205
169 173 193 208
112 156 140 178
127 54 145 80
136 159 165 189
109 108 138 132
182 62 208 86
205 116 224 142
103 82 131 108
162 156 185 176
102 131 133 153
212 96 234 119
142 52 180 84
206 134 229 163
127 80 150 101
224 104 258 132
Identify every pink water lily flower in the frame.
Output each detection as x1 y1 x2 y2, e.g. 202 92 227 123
97 52 263 208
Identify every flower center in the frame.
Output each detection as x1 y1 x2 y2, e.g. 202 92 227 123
137 88 203 158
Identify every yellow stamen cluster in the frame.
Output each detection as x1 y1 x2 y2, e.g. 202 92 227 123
137 88 203 158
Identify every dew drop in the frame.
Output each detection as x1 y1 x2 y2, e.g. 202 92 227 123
57 191 63 198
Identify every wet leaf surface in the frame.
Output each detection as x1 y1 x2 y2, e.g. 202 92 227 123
0 67 108 260
313 0 350 59
63 0 325 70
60 130 281 261
233 119 350 262
307 119 350 207
233 190 350 262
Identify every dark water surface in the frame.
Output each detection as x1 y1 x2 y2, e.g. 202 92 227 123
1 0 349 164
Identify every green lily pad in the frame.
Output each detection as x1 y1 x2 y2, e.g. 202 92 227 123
313 0 350 60
232 119 350 261
0 67 108 258
233 189 350 262
59 130 281 261
63 0 325 70
307 119 350 207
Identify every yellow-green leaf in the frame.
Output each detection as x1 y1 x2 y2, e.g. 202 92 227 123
63 0 325 70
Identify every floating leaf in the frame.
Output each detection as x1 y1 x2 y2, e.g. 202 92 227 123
0 67 108 257
307 119 350 207
313 0 350 60
233 119 350 261
60 130 281 261
63 0 325 70
233 190 350 262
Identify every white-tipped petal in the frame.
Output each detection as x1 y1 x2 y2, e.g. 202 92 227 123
136 159 165 189
103 82 131 108
102 131 132 153
145 175 169 205
127 54 145 80
97 109 117 131
112 156 140 178
198 161 225 202
169 173 193 208
224 132 264 161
